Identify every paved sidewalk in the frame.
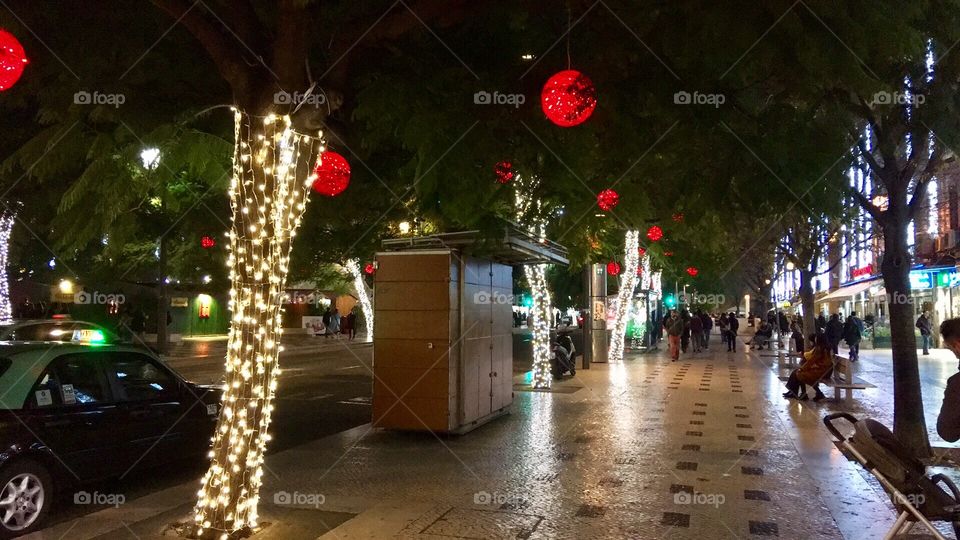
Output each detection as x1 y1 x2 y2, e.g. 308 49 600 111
40 337 959 539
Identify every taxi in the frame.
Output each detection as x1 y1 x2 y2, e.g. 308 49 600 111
0 337 221 537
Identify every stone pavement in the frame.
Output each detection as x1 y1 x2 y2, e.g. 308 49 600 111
30 336 960 539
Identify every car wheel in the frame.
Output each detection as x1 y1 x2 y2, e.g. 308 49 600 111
0 459 51 538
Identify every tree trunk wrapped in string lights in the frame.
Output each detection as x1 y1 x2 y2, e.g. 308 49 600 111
609 230 640 362
0 211 13 322
346 258 374 338
194 111 323 537
514 176 552 388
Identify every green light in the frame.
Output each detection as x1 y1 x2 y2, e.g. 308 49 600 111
522 294 534 308
88 330 106 343
664 294 677 308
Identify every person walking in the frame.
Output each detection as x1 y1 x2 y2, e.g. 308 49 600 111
665 310 684 361
322 307 333 338
689 312 703 353
843 312 863 361
330 308 341 338
680 311 691 354
699 310 713 350
778 311 790 348
816 313 827 333
719 313 729 347
727 312 739 352
917 311 934 355
825 313 843 355
346 309 357 340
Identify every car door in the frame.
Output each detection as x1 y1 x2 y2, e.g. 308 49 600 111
101 351 187 473
23 352 123 482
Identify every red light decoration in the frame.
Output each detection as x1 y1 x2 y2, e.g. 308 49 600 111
541 69 597 127
0 30 28 91
596 189 619 211
494 161 514 184
672 213 684 222
636 266 643 276
686 267 699 277
664 251 674 257
638 247 646 256
606 261 621 276
312 151 351 196
200 235 216 249
646 226 663 242
364 263 376 275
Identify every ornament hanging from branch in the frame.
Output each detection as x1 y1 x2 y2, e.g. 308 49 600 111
312 151 351 196
686 267 699 277
364 263 376 275
646 225 663 242
200 235 216 249
638 247 646 256
672 213 684 222
0 30 28 91
607 261 621 276
541 69 597 127
596 189 619 211
494 161 514 184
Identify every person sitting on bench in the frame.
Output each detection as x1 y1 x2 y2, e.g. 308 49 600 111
782 332 831 402
937 318 960 441
750 321 774 349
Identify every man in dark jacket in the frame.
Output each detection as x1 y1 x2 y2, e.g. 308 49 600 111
816 313 827 333
689 313 703 353
727 312 739 352
699 311 713 350
937 318 960 442
825 313 843 355
917 311 934 355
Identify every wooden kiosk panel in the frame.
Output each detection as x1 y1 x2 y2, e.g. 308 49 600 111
372 249 513 433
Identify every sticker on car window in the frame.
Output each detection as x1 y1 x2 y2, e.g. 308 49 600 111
206 404 217 416
35 389 53 406
62 384 77 405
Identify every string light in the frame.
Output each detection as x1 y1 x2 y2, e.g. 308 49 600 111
193 111 323 535
515 175 552 389
609 230 640 362
346 259 374 338
0 211 13 321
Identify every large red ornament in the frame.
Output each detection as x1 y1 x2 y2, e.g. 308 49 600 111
596 189 619 211
364 263 376 275
541 69 597 127
686 267 699 277
0 30 28 91
646 226 663 242
494 161 514 184
312 151 351 196
606 261 621 276
200 235 216 249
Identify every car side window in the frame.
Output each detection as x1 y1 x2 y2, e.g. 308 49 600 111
30 353 109 407
103 352 178 401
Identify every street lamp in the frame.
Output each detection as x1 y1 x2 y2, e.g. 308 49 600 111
140 147 161 170
398 221 411 234
786 261 795 271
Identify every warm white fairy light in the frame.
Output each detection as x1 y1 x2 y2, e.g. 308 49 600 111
609 230 640 362
0 212 12 321
193 110 323 535
345 259 374 338
514 175 552 388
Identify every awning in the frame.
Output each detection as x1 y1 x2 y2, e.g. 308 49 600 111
818 279 878 302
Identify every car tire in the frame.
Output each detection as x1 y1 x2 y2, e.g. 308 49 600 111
0 459 52 539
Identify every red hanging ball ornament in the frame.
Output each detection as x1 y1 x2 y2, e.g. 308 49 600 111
607 261 621 276
646 226 663 242
312 151 351 196
686 267 699 277
596 189 619 211
638 247 646 256
636 266 643 276
672 213 684 222
200 235 216 249
0 30 28 91
364 263 376 275
494 161 514 184
541 69 598 127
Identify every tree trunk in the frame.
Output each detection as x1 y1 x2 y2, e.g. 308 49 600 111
609 230 640 361
194 111 322 535
0 211 14 321
799 268 815 340
156 234 168 354
346 259 374 339
880 214 932 457
524 263 553 388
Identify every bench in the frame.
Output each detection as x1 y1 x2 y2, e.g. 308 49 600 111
820 354 875 402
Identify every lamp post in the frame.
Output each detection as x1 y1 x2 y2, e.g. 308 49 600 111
141 148 168 353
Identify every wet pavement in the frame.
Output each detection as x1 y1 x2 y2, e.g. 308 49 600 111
29 334 960 539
